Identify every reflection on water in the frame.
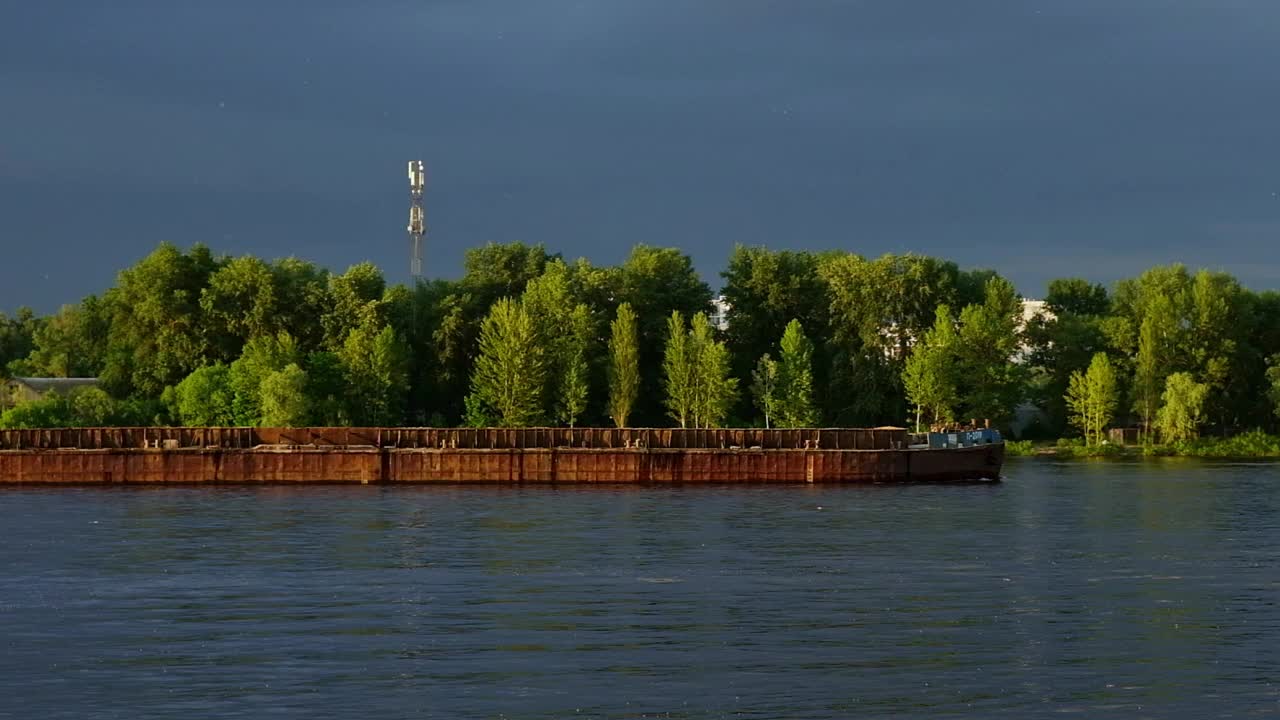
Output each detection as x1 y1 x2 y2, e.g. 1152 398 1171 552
1 461 1278 718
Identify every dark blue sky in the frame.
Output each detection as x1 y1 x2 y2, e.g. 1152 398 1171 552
4 1 1279 312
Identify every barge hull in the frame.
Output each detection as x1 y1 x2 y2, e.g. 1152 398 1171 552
0 445 1002 485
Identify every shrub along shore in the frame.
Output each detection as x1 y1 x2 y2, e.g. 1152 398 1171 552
2 242 1279 443
1006 431 1280 459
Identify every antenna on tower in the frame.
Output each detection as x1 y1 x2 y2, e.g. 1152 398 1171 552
407 160 426 279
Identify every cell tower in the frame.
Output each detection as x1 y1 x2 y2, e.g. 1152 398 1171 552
407 160 426 278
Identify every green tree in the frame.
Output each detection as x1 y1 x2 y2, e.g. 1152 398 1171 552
1045 278 1110 316
616 246 713 425
776 319 818 427
303 351 347 426
1023 294 1110 437
1113 265 1193 435
200 255 281 360
662 311 696 428
0 394 71 429
1132 292 1181 436
903 306 958 431
339 322 409 426
1064 352 1118 446
321 262 389 350
751 353 780 428
954 277 1024 425
268 256 331 351
1189 270 1245 431
818 252 984 424
228 332 299 426
24 298 109 378
466 298 544 427
1133 312 1161 436
424 243 555 423
690 313 736 427
169 364 236 426
99 243 219 398
608 302 640 428
820 253 965 360
1156 372 1208 443
523 261 597 424
720 246 831 413
0 382 116 429
556 304 593 427
0 307 41 377
428 292 478 422
664 312 735 428
462 242 557 301
70 387 118 426
260 363 311 427
1267 356 1280 424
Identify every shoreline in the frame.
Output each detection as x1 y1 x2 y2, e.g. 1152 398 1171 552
1005 436 1280 461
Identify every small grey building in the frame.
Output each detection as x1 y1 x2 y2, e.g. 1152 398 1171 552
1 377 100 411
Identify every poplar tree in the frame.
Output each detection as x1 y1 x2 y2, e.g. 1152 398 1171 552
663 311 695 428
522 259 577 421
751 354 780 428
608 303 640 428
555 304 592 428
903 306 958 431
1133 312 1163 437
691 312 736 428
1064 352 1118 445
662 312 737 428
777 319 818 427
467 298 545 427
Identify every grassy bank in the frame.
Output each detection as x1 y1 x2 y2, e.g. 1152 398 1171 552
1005 431 1280 460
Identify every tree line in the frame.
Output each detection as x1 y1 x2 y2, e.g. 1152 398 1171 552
2 242 1279 440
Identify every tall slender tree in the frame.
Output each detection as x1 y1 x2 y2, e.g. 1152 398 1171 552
555 304 592 428
662 311 696 428
751 354 780 428
903 306 958 431
608 303 640 428
1133 313 1161 436
467 298 545 427
1064 352 1118 445
522 259 577 420
690 312 736 428
777 319 818 427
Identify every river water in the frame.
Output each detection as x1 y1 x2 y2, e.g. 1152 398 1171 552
1 460 1277 718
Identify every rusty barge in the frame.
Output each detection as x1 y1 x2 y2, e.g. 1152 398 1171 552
0 427 1003 485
